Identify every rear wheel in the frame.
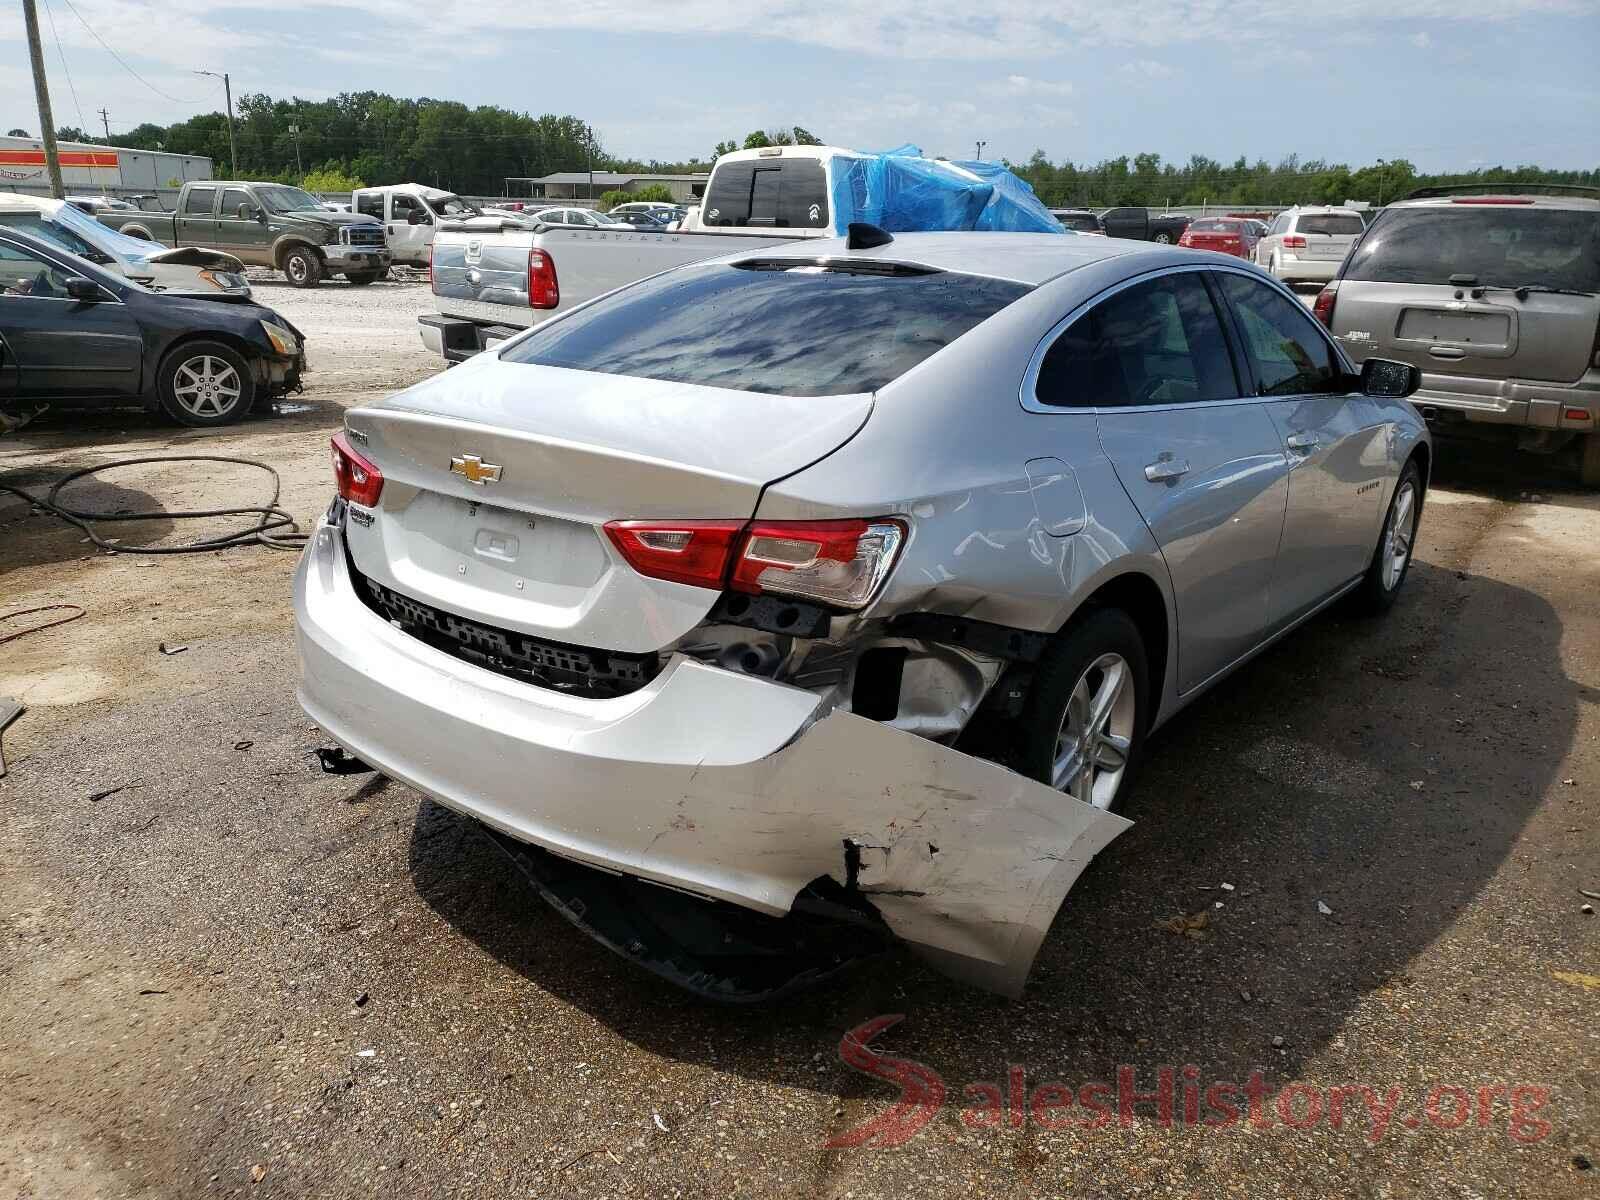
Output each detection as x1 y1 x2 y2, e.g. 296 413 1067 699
158 340 255 427
282 247 322 288
1579 432 1600 489
1152 230 1174 245
1017 608 1148 812
1352 461 1423 614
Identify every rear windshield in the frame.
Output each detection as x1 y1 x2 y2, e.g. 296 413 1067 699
701 159 828 229
1189 219 1240 233
1057 214 1099 231
1297 213 1365 236
501 261 1032 396
1345 207 1600 292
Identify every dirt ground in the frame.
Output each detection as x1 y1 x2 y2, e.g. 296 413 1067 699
2 276 1598 1199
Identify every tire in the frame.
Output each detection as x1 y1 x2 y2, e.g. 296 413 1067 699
1016 608 1149 812
1579 431 1600 489
1351 460 1424 615
282 246 323 288
1269 252 1282 278
157 340 256 427
1152 231 1174 245
344 269 382 286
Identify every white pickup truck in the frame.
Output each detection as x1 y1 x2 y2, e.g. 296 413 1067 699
419 146 854 361
351 183 505 268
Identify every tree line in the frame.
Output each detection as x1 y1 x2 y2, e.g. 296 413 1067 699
26 91 1596 204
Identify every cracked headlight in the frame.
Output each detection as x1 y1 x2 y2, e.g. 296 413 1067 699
260 320 298 356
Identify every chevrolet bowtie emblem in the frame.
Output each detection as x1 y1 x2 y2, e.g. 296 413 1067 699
450 454 502 485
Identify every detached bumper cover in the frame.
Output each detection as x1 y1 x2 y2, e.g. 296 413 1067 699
294 519 1130 996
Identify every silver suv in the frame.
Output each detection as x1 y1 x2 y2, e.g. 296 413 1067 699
1255 206 1366 286
1316 186 1600 485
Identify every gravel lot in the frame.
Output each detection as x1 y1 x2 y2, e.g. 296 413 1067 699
2 276 1598 1199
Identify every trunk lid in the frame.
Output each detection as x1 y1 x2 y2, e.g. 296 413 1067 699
341 356 873 653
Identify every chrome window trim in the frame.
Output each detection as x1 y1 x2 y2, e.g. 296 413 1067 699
1019 260 1350 416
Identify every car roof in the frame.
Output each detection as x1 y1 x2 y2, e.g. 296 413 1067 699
1289 206 1362 216
1385 193 1600 211
722 230 1181 286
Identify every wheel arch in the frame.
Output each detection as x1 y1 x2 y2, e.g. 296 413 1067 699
119 224 156 241
273 237 324 269
152 330 263 395
1054 569 1172 726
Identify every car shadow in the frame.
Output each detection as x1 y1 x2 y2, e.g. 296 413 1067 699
406 556 1576 1103
1426 433 1586 498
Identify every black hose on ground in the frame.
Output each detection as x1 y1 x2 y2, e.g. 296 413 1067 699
0 455 308 554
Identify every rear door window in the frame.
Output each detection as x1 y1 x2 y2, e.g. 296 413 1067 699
1297 213 1365 236
182 187 216 216
702 159 828 229
1344 206 1600 292
1035 272 1240 407
1216 272 1344 396
502 260 1029 396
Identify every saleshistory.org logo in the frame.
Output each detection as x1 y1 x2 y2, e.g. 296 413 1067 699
825 1016 1554 1149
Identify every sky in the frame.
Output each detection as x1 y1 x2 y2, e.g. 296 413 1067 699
2 0 1598 172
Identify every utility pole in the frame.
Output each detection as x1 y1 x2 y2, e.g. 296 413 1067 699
586 124 595 201
1375 157 1387 207
974 140 987 162
22 0 64 199
288 123 303 177
195 70 238 177
98 107 111 142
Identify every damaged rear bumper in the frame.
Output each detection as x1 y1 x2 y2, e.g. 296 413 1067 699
293 517 1130 997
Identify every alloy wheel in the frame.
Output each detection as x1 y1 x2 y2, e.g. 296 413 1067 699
1382 480 1417 591
1051 652 1137 808
172 355 242 418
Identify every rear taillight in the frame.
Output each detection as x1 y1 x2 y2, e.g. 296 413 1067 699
1312 285 1337 328
1178 233 1192 246
528 248 559 309
731 519 905 608
603 517 906 610
1283 234 1307 249
330 432 383 507
602 520 743 589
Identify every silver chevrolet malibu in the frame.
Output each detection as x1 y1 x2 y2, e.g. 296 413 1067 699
295 230 1429 998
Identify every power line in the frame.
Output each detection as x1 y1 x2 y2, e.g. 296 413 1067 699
40 0 88 137
56 0 207 106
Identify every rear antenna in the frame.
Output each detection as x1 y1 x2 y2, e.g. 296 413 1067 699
846 222 894 250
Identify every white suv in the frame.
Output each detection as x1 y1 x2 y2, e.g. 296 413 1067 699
1256 206 1366 286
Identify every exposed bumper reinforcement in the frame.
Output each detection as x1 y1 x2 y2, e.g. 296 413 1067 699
294 518 1131 997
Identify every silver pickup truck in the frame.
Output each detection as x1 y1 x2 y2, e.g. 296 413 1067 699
420 146 841 361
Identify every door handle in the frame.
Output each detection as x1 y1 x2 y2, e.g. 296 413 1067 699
1144 455 1190 482
1428 346 1467 360
1285 432 1321 452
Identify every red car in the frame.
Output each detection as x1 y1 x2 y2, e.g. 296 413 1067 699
1177 217 1259 259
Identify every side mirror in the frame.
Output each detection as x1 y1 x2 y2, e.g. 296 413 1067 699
1360 357 1421 399
64 276 100 301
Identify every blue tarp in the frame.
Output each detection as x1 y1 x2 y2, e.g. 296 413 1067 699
828 145 1064 235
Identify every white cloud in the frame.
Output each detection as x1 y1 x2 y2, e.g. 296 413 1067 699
4 0 1593 79
1411 30 1434 47
990 75 1075 96
1119 59 1175 78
